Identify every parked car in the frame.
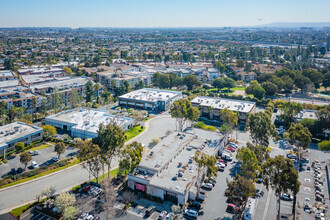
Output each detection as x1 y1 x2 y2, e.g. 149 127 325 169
221 153 232 161
10 168 17 175
281 194 293 201
201 183 213 190
31 161 38 169
77 212 89 220
218 163 226 172
226 147 236 152
256 178 263 184
184 209 198 219
145 206 156 217
286 154 297 159
158 211 167 220
52 156 58 162
17 167 24 174
33 150 39 155
229 142 238 147
189 201 201 210
226 204 239 214
165 212 175 220
92 187 103 196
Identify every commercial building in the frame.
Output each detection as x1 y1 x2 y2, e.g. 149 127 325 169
0 70 16 81
128 129 227 205
190 96 256 125
45 108 133 139
118 88 182 111
0 122 43 156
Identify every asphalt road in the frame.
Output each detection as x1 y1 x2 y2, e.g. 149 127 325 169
0 145 78 178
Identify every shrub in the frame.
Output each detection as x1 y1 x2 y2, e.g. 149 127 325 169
204 125 217 131
57 161 66 167
15 142 25 153
27 170 38 177
3 159 8 163
194 121 205 129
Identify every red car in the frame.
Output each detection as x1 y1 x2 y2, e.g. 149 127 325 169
226 203 239 214
227 147 236 152
83 185 92 193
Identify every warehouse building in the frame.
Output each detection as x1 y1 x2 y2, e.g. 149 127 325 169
190 96 256 125
0 122 43 157
45 108 133 139
128 129 227 205
118 88 182 111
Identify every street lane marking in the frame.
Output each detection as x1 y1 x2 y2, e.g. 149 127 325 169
262 188 272 220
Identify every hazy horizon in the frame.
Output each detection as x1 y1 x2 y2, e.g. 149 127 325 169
1 0 330 28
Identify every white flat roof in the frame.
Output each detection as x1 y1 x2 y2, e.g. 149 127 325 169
0 122 43 146
22 74 71 84
31 77 90 91
136 129 222 194
0 79 20 88
191 96 256 113
0 70 14 77
119 88 181 103
46 108 133 133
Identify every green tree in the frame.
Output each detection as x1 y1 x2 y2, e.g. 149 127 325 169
54 142 66 159
63 67 72 75
186 105 200 127
322 72 330 89
315 105 330 132
194 152 218 196
9 105 17 122
78 139 102 183
183 75 202 91
245 80 265 99
248 112 276 146
236 147 261 180
262 155 300 220
118 142 143 175
278 102 303 128
225 175 256 212
85 80 94 103
170 98 190 131
318 140 330 151
215 60 225 73
262 82 278 96
212 78 225 91
92 122 125 178
62 206 77 220
236 59 245 68
15 142 25 153
42 125 57 140
223 77 236 92
286 123 312 162
20 151 32 169
94 82 101 103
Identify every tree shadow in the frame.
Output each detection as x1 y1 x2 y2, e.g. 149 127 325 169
229 161 240 178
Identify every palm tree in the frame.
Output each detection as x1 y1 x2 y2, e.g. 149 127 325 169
94 83 101 103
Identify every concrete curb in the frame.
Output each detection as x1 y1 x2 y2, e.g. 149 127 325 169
0 163 83 192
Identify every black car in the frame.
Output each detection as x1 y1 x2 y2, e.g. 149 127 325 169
189 201 201 210
10 168 17 175
17 167 24 174
145 206 156 217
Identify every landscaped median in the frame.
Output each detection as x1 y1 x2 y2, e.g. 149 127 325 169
0 157 80 189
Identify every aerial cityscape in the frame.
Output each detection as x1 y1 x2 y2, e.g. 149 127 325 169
0 1 329 220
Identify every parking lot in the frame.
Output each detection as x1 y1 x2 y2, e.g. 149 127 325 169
0 145 78 178
295 147 329 220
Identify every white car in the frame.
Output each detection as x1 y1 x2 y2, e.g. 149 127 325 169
31 161 38 169
92 187 103 196
229 142 238 148
184 209 198 218
202 183 213 190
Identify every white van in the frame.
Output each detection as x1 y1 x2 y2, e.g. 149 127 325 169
221 153 232 161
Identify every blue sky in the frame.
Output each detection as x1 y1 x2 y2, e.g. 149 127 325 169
0 0 329 27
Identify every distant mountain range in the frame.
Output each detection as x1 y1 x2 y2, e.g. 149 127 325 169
258 22 330 28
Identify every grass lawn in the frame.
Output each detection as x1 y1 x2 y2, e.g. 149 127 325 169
11 202 34 217
28 144 51 152
0 158 80 189
125 126 145 141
